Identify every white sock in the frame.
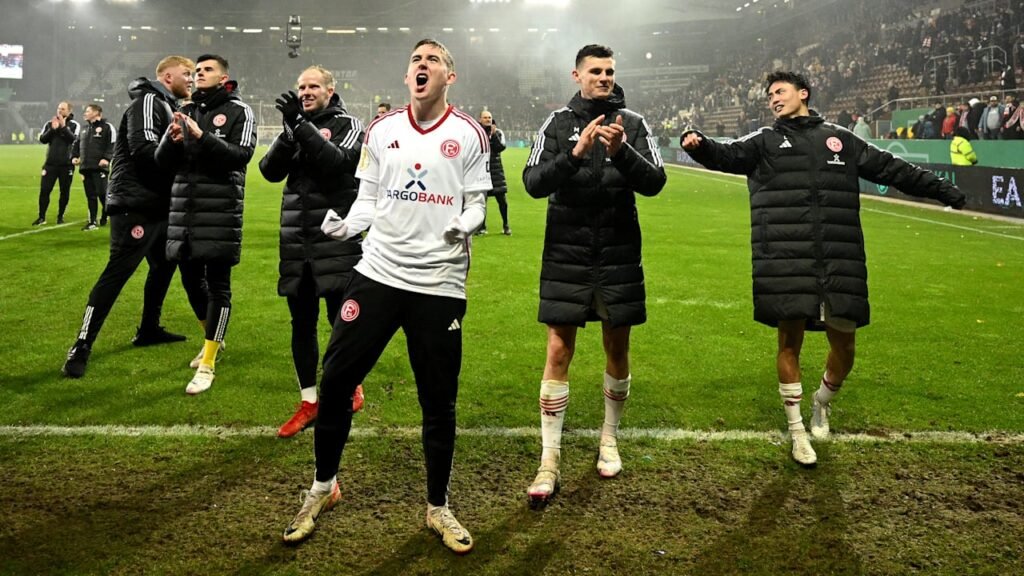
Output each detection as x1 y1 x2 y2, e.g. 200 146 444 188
300 386 318 404
816 372 843 405
601 372 631 442
778 382 805 433
539 380 569 464
312 475 336 494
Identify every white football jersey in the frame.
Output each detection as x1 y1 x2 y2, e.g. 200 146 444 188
353 105 491 299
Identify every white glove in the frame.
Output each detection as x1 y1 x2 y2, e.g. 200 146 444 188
442 214 469 244
321 209 349 240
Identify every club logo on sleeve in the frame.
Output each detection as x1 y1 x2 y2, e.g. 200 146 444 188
319 127 332 140
130 225 145 239
340 299 360 322
440 139 461 159
212 114 227 127
826 137 843 153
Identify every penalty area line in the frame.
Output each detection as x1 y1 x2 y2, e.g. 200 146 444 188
0 424 1021 445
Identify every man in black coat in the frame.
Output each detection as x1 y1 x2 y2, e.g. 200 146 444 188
476 109 510 235
682 71 966 466
523 44 666 506
62 56 196 379
258 66 366 437
71 103 116 229
156 54 256 395
34 101 80 225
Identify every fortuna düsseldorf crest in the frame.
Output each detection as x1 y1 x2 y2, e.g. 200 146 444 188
319 127 332 140
440 139 461 158
131 225 145 239
340 299 360 321
826 137 843 153
212 114 227 127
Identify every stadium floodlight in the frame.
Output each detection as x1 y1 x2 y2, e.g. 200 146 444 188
242 28 262 33
286 14 302 59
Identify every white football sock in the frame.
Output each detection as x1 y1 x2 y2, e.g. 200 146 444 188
539 380 569 463
601 372 631 441
312 475 336 495
300 386 318 404
815 372 843 405
778 382 805 433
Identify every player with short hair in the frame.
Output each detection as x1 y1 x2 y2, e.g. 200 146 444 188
259 65 367 437
156 53 257 395
62 55 196 379
281 39 489 554
681 70 966 465
523 44 666 506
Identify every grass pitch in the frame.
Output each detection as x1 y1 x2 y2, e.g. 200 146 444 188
1 145 1023 575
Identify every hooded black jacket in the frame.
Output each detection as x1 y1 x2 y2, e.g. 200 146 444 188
258 94 365 297
107 78 180 218
684 113 966 329
39 114 80 166
523 85 667 327
156 84 256 264
72 117 116 173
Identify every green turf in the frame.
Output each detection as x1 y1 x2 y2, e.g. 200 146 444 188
1 144 1023 574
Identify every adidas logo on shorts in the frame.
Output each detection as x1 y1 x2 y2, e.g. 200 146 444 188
447 318 461 332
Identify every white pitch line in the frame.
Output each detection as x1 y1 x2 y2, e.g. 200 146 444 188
666 163 1024 240
862 207 1024 241
0 425 1020 445
0 221 82 241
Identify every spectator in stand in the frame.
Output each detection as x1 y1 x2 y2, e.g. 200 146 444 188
941 106 957 139
979 95 1004 140
929 101 946 134
963 97 985 139
1003 97 1024 140
910 115 924 139
1001 64 1016 92
853 115 873 139
376 102 391 117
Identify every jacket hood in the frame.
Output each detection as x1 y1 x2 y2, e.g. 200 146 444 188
773 110 825 133
310 93 347 122
191 84 241 111
128 77 178 105
568 84 626 120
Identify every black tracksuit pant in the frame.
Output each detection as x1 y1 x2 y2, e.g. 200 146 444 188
75 212 179 345
313 271 466 507
81 169 109 223
39 164 74 220
287 263 343 390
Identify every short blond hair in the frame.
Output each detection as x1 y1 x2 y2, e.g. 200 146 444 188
300 65 335 89
155 55 195 77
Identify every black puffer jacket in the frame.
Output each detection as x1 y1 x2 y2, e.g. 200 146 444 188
685 113 966 328
523 85 667 327
156 85 256 264
107 78 180 218
39 114 80 166
258 94 365 297
486 126 507 194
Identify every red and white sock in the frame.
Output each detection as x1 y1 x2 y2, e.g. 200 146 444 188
778 382 805 433
815 372 843 405
539 380 569 463
601 372 631 441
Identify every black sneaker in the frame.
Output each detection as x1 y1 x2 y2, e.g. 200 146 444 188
502 226 512 236
31 217 45 226
99 217 107 227
132 325 187 347
82 222 98 231
62 341 91 379
57 216 65 224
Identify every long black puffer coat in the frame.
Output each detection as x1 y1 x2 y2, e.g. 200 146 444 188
258 94 364 297
523 85 667 327
685 113 965 328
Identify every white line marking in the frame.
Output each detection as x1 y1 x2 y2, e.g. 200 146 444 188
0 425 1020 445
862 207 1024 241
666 163 1024 239
0 221 83 241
